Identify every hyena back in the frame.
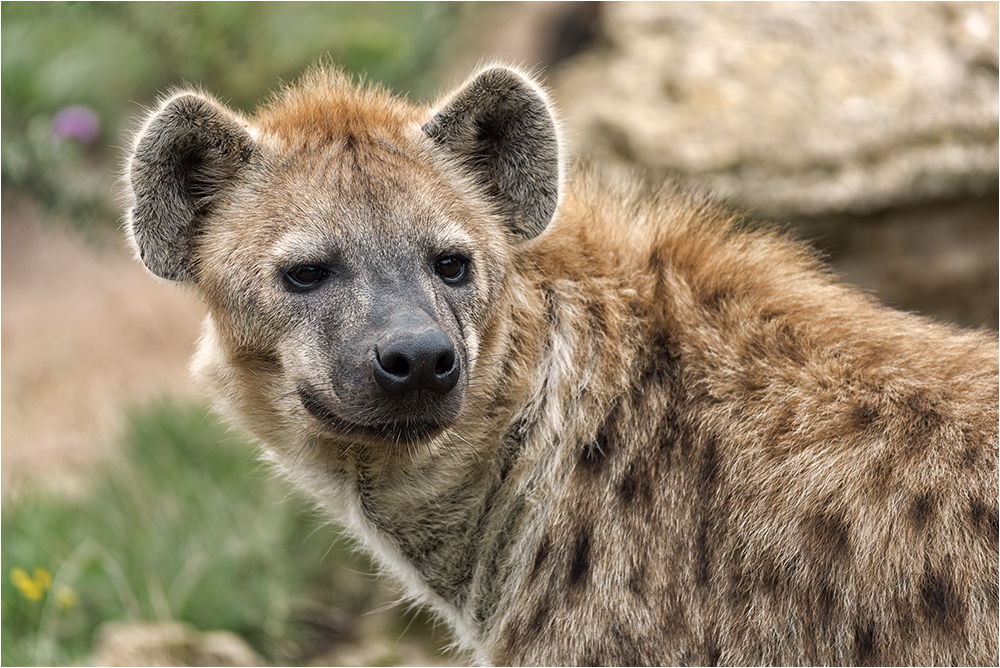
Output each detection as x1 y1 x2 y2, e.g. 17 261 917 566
125 64 999 665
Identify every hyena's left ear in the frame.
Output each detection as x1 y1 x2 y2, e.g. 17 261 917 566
423 66 561 240
126 92 255 283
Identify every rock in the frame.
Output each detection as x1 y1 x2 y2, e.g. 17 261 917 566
555 1 998 216
91 621 265 667
802 194 998 329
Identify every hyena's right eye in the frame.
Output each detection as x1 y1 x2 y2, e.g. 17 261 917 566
283 264 331 291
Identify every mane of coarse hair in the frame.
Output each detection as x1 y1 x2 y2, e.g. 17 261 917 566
252 63 423 147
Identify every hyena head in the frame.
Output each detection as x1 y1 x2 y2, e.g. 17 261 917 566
125 65 561 466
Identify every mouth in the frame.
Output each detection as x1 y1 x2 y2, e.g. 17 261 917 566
296 383 449 445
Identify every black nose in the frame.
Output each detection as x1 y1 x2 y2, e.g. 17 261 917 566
372 316 460 396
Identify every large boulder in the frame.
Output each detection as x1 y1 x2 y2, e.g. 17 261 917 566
555 2 998 216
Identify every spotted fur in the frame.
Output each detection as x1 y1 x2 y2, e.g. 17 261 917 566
125 64 999 665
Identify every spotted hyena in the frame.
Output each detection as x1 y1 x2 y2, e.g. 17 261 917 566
124 64 998 665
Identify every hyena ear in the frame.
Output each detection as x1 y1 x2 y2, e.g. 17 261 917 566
126 92 254 282
422 66 561 240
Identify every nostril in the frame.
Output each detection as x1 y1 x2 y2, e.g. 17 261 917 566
435 349 456 376
380 351 410 378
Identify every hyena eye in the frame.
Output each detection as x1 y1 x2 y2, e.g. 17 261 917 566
284 264 330 290
434 255 468 283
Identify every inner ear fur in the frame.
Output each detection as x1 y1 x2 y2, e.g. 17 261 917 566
423 66 561 240
127 92 254 282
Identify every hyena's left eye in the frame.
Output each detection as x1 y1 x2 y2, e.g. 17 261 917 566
284 264 330 290
434 255 468 283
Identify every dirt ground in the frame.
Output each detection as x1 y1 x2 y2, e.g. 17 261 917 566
1 191 206 499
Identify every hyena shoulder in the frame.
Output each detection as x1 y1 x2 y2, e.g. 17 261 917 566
125 63 999 665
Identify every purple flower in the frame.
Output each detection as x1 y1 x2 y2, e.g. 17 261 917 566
51 106 100 144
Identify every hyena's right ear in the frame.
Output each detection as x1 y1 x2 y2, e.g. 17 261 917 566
423 66 562 240
126 93 254 282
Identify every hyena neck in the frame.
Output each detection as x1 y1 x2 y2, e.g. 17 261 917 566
342 267 639 645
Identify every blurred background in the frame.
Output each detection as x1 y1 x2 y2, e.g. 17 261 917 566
2 2 996 665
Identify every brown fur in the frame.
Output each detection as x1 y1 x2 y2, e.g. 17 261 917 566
125 65 999 665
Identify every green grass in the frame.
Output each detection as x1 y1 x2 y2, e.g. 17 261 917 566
1 399 381 666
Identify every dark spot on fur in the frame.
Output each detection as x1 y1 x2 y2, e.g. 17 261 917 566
761 310 783 323
646 246 666 273
642 333 680 387
494 426 526 489
698 437 719 492
586 298 608 338
628 559 647 600
805 505 852 567
851 403 879 429
578 405 621 475
656 415 684 469
762 406 795 460
530 534 551 581
969 499 999 549
660 595 690 649
920 570 964 634
703 285 733 313
659 427 677 459
866 455 894 499
618 459 653 510
497 584 548 654
610 627 643 666
495 611 532 657
695 515 712 588
759 557 781 594
960 444 982 469
903 392 944 452
344 132 362 154
756 547 802 600
694 441 725 591
542 285 557 325
705 641 722 666
853 620 878 665
772 320 807 366
578 431 609 474
519 591 552 644
641 351 667 385
568 524 592 587
650 331 679 359
505 412 535 444
737 371 768 395
908 491 936 532
887 592 919 645
471 479 527 624
499 623 520 654
986 574 999 610
727 565 751 609
619 465 638 504
816 580 839 626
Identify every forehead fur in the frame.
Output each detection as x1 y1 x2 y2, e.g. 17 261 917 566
253 66 423 147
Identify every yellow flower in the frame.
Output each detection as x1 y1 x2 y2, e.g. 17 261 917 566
55 586 78 609
33 567 52 590
10 567 53 601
